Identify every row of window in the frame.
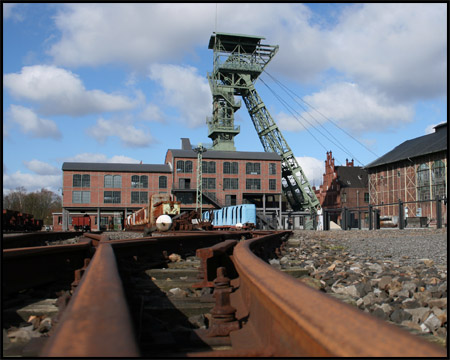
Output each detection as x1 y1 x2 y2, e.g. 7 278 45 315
72 191 150 204
73 174 167 189
176 161 277 175
416 160 446 200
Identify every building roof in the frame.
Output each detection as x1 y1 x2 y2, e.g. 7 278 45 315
336 166 368 188
167 149 281 161
365 123 447 169
62 162 172 173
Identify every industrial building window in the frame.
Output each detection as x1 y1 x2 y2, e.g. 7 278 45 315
104 191 121 204
416 163 430 201
269 179 276 190
202 178 216 190
72 191 90 204
104 175 122 188
202 161 216 174
159 176 167 189
104 175 113 188
364 193 369 202
131 191 148 204
113 175 122 188
223 162 238 174
131 175 148 188
246 162 260 175
176 160 193 173
246 179 261 190
432 160 446 198
269 163 277 175
73 174 90 187
224 178 239 190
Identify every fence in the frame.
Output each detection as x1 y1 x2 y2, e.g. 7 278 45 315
322 195 447 231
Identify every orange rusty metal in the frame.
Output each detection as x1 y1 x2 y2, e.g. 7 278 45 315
40 243 139 357
192 239 238 288
220 231 447 357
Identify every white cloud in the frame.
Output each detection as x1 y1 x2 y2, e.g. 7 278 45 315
328 3 446 101
139 103 165 122
49 3 216 69
8 105 62 139
148 64 211 128
4 65 136 116
299 82 414 134
88 116 155 148
65 153 140 163
23 159 60 175
295 156 324 188
3 171 61 193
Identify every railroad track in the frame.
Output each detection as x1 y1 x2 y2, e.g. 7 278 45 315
3 231 446 357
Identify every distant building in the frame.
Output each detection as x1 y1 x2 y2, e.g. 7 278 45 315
314 151 369 226
365 123 447 226
54 138 283 231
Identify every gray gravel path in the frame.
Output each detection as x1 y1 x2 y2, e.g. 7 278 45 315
294 228 447 267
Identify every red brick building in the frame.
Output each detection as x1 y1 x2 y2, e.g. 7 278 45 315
54 138 283 231
314 151 369 226
53 163 172 231
365 123 447 226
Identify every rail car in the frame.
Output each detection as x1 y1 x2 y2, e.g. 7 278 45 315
71 214 91 232
202 204 256 229
2 209 43 232
125 193 181 232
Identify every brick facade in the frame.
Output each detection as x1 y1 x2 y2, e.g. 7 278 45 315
314 151 369 225
55 140 283 231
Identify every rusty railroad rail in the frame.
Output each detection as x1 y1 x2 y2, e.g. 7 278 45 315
3 230 447 357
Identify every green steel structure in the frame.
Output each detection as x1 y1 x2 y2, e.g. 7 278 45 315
207 32 320 214
193 143 207 213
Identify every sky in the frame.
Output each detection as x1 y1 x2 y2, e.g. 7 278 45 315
3 3 447 195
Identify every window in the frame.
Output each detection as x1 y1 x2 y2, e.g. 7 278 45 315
417 163 430 201
224 178 239 190
131 175 147 188
73 191 90 204
176 160 184 173
269 163 277 175
246 162 260 175
82 175 90 187
131 191 148 204
432 160 446 198
104 191 121 204
159 176 167 189
113 175 122 188
364 193 369 202
202 161 216 174
73 174 90 187
185 161 193 173
223 162 238 174
73 174 81 187
202 178 216 190
269 179 276 190
246 179 261 190
104 175 113 188
176 160 193 173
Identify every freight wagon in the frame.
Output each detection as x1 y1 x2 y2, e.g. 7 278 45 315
2 209 44 232
71 214 91 232
202 204 256 229
125 193 181 233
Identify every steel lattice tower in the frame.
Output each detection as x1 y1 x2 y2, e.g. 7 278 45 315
207 32 320 214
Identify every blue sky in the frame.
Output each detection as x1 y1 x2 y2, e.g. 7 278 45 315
3 3 447 194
